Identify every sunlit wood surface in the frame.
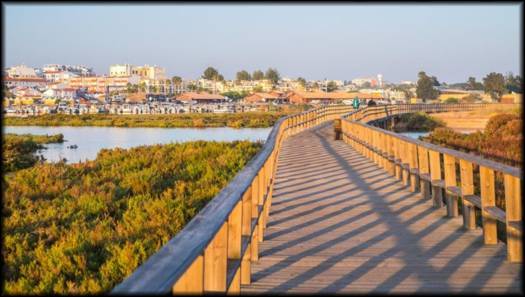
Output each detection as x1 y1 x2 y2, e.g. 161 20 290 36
241 124 522 294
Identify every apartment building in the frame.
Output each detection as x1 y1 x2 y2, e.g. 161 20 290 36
6 65 37 78
68 76 140 93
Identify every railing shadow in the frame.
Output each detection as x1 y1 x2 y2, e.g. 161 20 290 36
247 124 518 293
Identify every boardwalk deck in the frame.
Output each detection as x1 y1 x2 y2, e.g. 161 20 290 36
241 124 522 294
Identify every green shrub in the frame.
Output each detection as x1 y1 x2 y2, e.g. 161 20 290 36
3 140 261 294
3 134 64 172
393 112 445 132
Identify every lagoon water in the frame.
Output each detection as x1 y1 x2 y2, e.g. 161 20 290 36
5 126 272 163
399 132 430 139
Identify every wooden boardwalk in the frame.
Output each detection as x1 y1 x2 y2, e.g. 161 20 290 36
241 124 522 294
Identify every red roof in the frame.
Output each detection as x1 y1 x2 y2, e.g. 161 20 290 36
5 76 47 82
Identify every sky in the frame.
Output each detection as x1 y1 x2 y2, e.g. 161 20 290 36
3 3 522 83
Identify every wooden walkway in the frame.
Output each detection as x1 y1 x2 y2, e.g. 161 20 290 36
241 124 522 294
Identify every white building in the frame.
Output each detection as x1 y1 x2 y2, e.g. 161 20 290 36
109 64 134 77
43 64 93 76
4 77 48 88
42 87 78 99
43 71 79 82
110 64 167 81
351 77 378 87
377 74 383 88
6 65 37 78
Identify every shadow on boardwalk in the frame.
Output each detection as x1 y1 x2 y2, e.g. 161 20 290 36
242 124 522 294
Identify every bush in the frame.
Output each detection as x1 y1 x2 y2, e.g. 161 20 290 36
444 97 459 104
423 112 522 166
393 112 445 132
3 134 64 172
3 140 261 294
4 112 290 128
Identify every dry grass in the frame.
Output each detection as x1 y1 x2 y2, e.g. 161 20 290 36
430 107 521 132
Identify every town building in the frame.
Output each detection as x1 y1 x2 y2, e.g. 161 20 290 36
110 64 167 81
68 76 140 93
4 76 48 88
43 70 79 82
109 64 134 77
43 64 94 76
351 77 378 88
287 91 357 104
177 92 227 104
6 65 37 78
244 92 288 104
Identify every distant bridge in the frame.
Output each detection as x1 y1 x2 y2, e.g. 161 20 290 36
112 103 522 294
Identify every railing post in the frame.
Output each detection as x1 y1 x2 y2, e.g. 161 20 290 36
173 255 204 294
251 176 259 262
226 201 242 294
409 143 419 193
258 166 265 242
504 174 522 263
459 160 475 230
429 150 443 208
401 141 410 187
479 166 497 245
204 223 228 292
240 188 252 285
443 154 459 217
394 138 402 180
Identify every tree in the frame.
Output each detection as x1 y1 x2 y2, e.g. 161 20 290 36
483 72 506 100
236 70 251 82
126 83 138 94
361 81 372 89
505 72 523 93
202 67 222 81
252 70 264 80
264 68 280 85
221 91 248 101
326 81 337 92
171 76 182 85
187 83 198 91
139 82 147 92
431 76 440 87
467 77 484 90
297 77 306 88
416 71 439 101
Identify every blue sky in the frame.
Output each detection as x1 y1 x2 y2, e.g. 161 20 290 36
4 4 522 83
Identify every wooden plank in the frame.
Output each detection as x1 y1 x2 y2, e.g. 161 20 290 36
228 202 242 259
480 166 497 245
484 207 506 223
463 195 481 208
460 159 475 230
504 174 522 263
244 124 521 294
172 255 203 294
204 223 228 292
226 260 241 295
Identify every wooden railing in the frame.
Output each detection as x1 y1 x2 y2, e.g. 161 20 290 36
112 103 521 294
340 103 522 263
111 104 354 294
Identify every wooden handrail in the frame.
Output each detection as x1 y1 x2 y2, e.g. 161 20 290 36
111 104 354 294
112 102 521 294
340 102 522 263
